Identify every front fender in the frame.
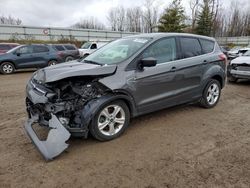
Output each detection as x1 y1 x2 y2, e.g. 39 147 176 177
80 94 136 128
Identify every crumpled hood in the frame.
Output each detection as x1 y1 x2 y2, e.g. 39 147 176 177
34 61 117 83
231 56 250 65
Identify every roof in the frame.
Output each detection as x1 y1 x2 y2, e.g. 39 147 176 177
124 32 215 41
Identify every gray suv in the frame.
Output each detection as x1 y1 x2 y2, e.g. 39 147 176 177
25 33 226 160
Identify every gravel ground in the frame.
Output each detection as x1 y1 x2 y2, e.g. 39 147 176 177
0 72 250 188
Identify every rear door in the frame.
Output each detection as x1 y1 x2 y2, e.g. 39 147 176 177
31 45 50 67
173 36 208 100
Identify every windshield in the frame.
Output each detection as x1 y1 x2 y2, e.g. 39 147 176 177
243 50 250 56
81 42 91 49
84 37 151 65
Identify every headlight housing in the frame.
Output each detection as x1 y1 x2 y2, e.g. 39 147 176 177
33 69 46 84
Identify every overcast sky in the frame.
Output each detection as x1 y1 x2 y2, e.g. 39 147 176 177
0 0 249 28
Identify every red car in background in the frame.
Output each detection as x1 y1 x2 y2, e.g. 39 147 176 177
0 43 20 54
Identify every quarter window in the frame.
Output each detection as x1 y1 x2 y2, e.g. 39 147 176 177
200 39 215 54
54 45 65 51
33 46 49 53
64 45 76 50
142 38 177 64
180 37 202 58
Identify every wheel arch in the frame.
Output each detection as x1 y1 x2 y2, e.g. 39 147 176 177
211 75 223 88
80 93 137 130
202 65 226 90
48 59 58 63
0 60 16 69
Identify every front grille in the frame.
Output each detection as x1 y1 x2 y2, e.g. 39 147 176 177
236 66 250 71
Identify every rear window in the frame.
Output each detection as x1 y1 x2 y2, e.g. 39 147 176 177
200 39 215 54
0 44 10 50
54 45 65 51
33 45 49 53
64 45 76 50
180 37 202 58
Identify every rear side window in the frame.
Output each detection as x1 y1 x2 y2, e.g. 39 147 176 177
199 39 215 54
33 46 49 53
54 45 65 51
0 44 10 50
64 45 76 50
180 37 202 58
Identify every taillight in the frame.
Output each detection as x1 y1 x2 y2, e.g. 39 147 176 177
219 53 227 64
57 51 64 58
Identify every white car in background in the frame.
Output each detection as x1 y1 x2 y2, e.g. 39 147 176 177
79 42 107 58
228 47 250 59
227 50 250 82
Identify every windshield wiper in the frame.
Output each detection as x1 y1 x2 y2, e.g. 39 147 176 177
83 60 102 65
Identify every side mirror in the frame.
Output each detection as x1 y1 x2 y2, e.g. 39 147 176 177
138 57 157 70
15 51 21 56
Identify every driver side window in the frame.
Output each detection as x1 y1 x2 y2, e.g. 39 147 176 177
142 38 176 64
17 46 32 54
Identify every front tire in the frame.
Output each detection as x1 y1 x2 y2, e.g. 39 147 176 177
200 79 221 108
90 100 130 141
0 62 15 74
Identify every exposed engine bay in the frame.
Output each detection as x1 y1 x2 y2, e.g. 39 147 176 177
27 77 110 136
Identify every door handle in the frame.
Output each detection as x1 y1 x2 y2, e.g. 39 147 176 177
203 60 208 64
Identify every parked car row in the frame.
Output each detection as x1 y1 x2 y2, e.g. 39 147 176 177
0 43 19 54
0 43 79 74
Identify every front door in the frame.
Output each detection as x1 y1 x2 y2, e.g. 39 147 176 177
131 37 181 114
14 46 34 68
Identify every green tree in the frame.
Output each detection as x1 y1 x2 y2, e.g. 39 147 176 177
195 0 213 36
158 0 186 32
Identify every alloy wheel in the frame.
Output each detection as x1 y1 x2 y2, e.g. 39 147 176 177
206 83 220 105
97 105 126 136
2 64 14 74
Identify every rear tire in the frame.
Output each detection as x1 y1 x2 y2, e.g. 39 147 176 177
89 100 130 141
200 79 221 108
65 56 74 62
0 62 15 74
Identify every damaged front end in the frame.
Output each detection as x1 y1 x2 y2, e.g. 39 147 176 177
25 72 110 160
24 114 70 161
228 62 250 79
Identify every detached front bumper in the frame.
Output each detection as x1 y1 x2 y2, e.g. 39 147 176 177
24 113 71 161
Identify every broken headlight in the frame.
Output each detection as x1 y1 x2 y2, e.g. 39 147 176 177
33 69 46 84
